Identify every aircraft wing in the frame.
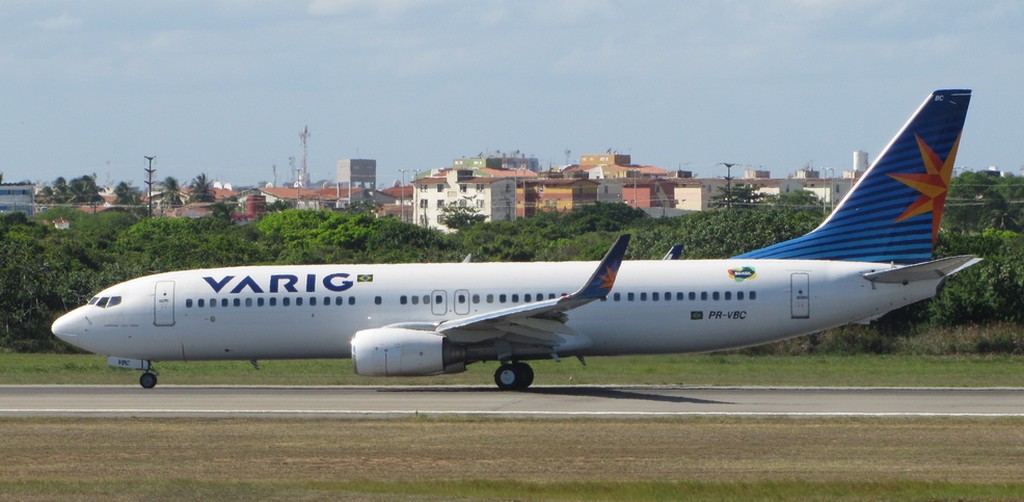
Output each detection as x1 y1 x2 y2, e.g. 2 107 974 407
432 234 630 347
862 255 981 284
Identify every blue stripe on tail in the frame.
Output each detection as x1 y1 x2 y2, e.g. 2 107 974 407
736 89 971 264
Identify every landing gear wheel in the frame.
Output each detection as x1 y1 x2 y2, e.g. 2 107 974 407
512 362 534 389
493 362 534 391
139 372 158 389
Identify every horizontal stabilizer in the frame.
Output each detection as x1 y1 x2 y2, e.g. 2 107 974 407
862 255 980 284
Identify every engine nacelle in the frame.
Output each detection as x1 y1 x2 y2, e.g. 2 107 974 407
351 328 466 376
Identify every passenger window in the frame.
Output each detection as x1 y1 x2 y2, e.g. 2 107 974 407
665 292 671 300
700 292 708 301
245 298 253 307
640 292 648 301
712 292 720 301
198 299 205 308
737 291 745 301
422 295 429 305
335 297 343 306
499 294 507 303
472 294 480 304
486 294 494 303
677 292 685 301
233 298 241 307
401 296 408 305
210 298 217 308
310 297 317 306
186 299 193 308
296 297 304 306
282 297 290 306
724 292 732 301
270 297 277 306
324 296 330 306
750 291 757 300
613 292 621 301
511 294 519 303
376 296 383 305
258 298 265 307
221 298 228 307
457 294 466 304
349 297 356 305
627 293 635 301
524 294 532 302
652 292 659 301
689 292 696 301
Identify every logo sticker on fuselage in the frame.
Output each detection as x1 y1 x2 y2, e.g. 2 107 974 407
728 266 756 282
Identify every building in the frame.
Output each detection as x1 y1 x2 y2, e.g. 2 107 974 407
337 159 377 190
0 183 35 214
519 179 599 217
413 169 516 230
453 150 540 173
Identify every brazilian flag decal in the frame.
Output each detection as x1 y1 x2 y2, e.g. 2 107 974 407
690 311 703 320
357 274 374 283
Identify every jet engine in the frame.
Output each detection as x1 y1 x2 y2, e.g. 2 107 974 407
351 328 467 376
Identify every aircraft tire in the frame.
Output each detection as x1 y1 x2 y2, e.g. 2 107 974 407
139 372 158 389
512 362 534 389
494 363 534 390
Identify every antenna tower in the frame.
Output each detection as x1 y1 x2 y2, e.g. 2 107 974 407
299 126 311 187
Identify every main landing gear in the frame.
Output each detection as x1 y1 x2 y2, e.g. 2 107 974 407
494 362 534 390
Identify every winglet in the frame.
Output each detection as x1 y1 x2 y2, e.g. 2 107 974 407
662 244 684 260
574 234 630 300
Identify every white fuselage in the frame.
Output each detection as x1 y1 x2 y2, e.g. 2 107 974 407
52 259 935 362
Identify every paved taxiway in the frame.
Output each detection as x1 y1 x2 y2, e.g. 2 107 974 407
1 385 1022 418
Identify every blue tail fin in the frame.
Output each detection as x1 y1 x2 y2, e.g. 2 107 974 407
736 89 971 264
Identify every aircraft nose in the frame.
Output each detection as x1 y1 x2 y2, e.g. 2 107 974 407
51 309 87 345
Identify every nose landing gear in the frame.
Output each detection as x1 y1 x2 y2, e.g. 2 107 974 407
139 372 158 389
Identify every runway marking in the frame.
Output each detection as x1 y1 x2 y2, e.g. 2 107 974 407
4 409 1024 418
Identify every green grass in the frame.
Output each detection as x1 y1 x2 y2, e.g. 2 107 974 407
2 352 1023 387
2 417 1024 500
1 479 1021 501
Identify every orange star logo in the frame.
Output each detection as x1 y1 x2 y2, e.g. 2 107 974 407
598 266 617 290
888 133 962 245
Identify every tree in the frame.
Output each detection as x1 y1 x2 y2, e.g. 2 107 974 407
188 173 215 203
439 202 486 231
765 190 824 212
113 181 141 207
710 183 763 209
945 171 1024 233
68 175 103 205
160 177 184 209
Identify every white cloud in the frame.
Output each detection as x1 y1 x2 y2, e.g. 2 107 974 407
35 12 81 30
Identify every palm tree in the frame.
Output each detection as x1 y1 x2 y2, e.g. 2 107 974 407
68 175 103 205
160 177 183 209
113 181 141 207
188 173 215 203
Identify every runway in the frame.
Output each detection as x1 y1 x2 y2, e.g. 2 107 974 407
2 385 1023 418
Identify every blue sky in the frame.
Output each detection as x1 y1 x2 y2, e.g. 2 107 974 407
1 0 1021 189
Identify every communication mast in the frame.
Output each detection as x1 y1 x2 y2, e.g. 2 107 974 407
298 126 311 187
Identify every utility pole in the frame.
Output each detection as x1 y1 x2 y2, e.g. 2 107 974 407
144 156 156 218
719 162 736 210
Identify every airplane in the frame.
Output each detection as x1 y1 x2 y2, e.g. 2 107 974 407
52 89 976 390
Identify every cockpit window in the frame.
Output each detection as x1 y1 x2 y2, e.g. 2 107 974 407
91 296 122 308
